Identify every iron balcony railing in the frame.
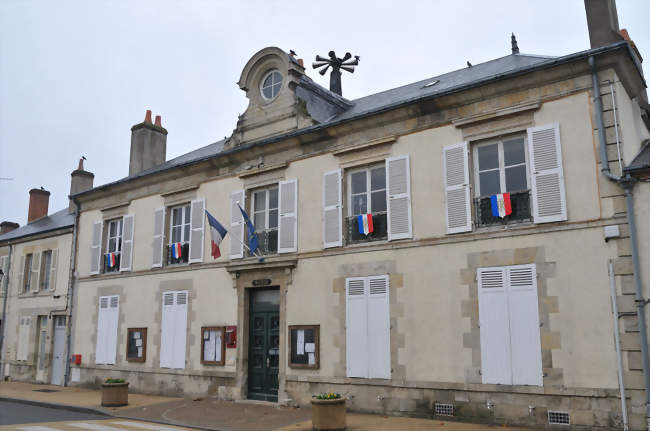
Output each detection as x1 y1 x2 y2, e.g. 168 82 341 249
247 229 278 257
103 252 121 273
345 212 388 244
474 190 531 227
166 242 189 265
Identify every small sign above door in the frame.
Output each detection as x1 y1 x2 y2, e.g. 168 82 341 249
252 278 272 286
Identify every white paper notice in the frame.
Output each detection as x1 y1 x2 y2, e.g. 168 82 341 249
203 331 210 340
135 339 142 347
215 333 222 361
308 353 315 365
133 332 140 340
137 347 143 357
305 342 315 353
204 338 215 361
296 330 305 355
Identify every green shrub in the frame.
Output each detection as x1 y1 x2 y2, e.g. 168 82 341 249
104 378 125 384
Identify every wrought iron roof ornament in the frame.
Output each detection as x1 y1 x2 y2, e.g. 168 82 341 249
312 51 360 96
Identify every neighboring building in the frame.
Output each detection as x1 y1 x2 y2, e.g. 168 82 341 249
0 160 93 385
67 5 650 431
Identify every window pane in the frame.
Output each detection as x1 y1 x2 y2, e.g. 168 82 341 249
172 208 181 226
109 221 116 237
263 74 274 88
478 144 499 171
184 205 191 224
254 212 265 229
370 167 386 191
172 226 181 243
269 188 279 209
254 191 266 211
108 238 116 252
371 191 387 213
183 224 190 243
505 165 527 192
269 209 278 229
503 138 526 166
351 194 367 215
350 171 367 194
479 171 501 196
262 86 273 99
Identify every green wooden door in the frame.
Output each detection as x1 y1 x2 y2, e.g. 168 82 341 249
248 289 280 401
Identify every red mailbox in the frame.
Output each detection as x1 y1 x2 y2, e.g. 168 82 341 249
70 354 82 365
225 326 237 348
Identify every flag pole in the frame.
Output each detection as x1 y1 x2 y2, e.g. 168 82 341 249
235 202 264 260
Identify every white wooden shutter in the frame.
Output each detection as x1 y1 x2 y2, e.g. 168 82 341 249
106 295 119 364
152 208 165 268
507 264 542 386
120 214 135 272
386 155 412 240
527 124 567 223
160 291 175 368
477 267 512 384
189 199 205 263
90 221 103 275
278 179 298 253
173 291 188 369
323 170 342 248
17 316 31 361
17 255 25 293
49 249 58 291
31 252 41 292
367 275 391 379
443 142 472 234
346 277 368 378
230 191 245 259
95 296 109 364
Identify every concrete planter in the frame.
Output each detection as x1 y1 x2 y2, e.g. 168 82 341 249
101 382 129 407
311 398 346 431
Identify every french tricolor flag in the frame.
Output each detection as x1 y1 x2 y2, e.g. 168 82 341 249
171 242 182 259
490 193 512 218
107 252 117 268
357 213 374 235
205 210 228 259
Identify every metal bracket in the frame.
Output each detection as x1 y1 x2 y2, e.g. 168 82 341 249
634 298 650 306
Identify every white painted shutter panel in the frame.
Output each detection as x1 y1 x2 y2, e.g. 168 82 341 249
367 275 391 379
443 142 472 234
31 252 41 292
188 199 205 263
173 291 188 369
346 277 368 378
95 296 109 364
477 267 512 384
17 255 25 294
90 221 103 275
230 191 245 259
49 249 58 291
160 291 175 368
18 317 31 360
527 124 567 223
120 214 135 271
386 156 412 240
323 170 342 248
507 264 542 386
106 295 119 364
278 179 298 253
152 208 165 268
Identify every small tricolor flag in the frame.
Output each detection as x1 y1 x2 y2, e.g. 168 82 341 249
171 242 182 259
357 213 374 235
490 193 512 218
107 252 117 268
205 210 228 259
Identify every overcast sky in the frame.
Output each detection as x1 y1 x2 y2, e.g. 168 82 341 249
1 1 649 226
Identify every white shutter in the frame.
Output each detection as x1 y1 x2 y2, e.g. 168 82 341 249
31 252 41 292
17 255 25 293
367 275 391 379
507 264 542 386
230 191 245 259
49 249 58 291
120 214 135 271
95 296 109 364
17 316 31 361
278 179 298 253
527 124 567 223
477 267 512 384
106 295 119 364
152 208 165 268
386 155 412 240
188 199 205 263
443 142 472 234
346 277 368 378
173 291 188 369
323 170 342 248
90 221 103 275
160 291 175 368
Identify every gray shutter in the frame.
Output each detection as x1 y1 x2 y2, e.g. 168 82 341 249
323 169 342 248
386 155 412 240
17 255 25 293
49 249 58 291
120 214 135 271
278 179 298 253
527 124 567 223
152 208 165 268
188 199 205 263
443 142 472 234
230 191 245 259
90 221 103 275
31 252 41 292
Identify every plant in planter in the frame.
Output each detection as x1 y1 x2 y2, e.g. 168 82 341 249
311 392 346 431
101 377 129 407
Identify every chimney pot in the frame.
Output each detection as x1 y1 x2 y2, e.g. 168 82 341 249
28 188 50 223
155 115 162 127
145 110 152 123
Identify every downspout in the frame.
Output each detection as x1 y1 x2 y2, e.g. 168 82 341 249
63 198 80 386
0 244 13 380
590 55 650 430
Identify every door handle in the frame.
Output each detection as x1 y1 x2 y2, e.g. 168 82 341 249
266 357 270 368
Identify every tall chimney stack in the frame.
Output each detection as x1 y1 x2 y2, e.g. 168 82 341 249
584 0 622 49
0 221 19 234
69 157 95 213
129 110 167 176
28 188 50 223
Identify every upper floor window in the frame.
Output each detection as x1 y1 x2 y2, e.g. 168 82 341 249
104 218 123 273
346 164 388 244
250 186 279 256
90 214 135 275
260 70 282 101
40 250 52 290
168 204 191 265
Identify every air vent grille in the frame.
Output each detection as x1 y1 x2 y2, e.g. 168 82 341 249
434 402 453 416
548 411 570 425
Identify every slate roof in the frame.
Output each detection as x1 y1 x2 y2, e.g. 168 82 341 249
0 208 74 243
625 140 650 173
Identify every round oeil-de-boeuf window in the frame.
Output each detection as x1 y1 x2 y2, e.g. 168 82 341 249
260 70 283 101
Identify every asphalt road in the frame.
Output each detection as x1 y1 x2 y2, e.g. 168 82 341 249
0 400 106 425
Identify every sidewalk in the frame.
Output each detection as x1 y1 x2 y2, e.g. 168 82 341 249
0 381 537 431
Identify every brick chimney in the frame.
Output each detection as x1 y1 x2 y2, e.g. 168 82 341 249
584 0 623 48
0 221 19 235
129 110 167 176
69 157 95 213
28 188 50 223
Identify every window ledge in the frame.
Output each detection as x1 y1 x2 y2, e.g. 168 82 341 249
473 220 534 234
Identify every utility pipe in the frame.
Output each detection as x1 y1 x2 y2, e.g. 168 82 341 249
611 260 630 431
63 199 80 386
590 55 650 430
0 244 12 380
